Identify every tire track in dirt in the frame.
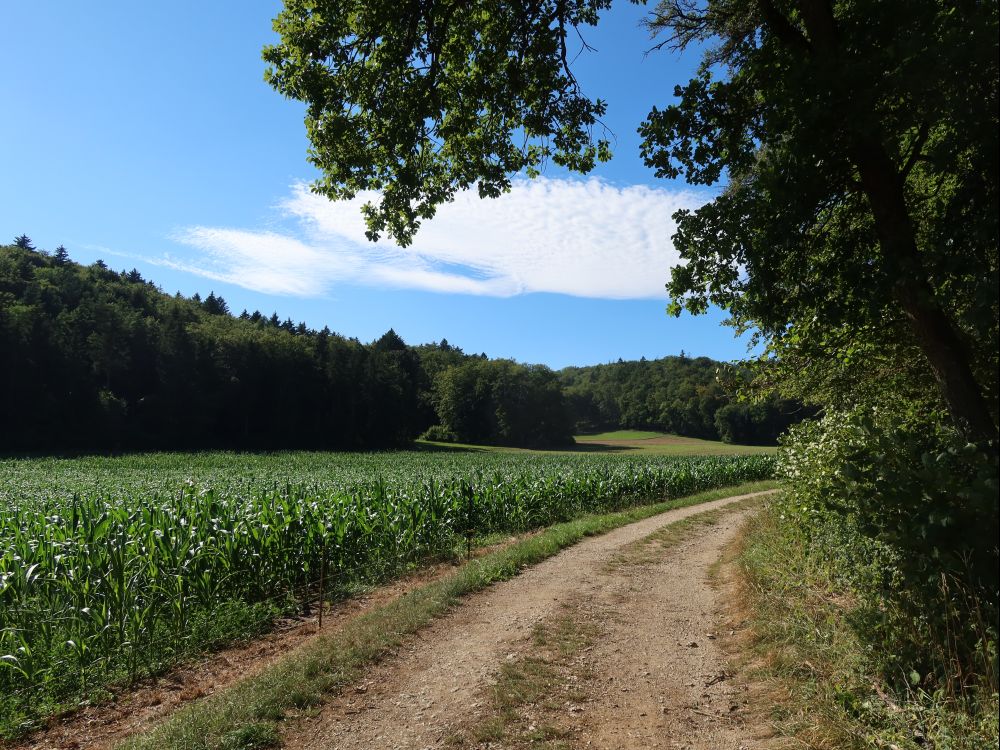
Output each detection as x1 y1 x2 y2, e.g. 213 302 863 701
565 508 763 749
281 490 775 750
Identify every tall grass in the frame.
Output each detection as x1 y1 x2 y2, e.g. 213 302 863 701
739 504 999 750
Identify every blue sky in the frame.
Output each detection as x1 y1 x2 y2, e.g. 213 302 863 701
2 1 751 368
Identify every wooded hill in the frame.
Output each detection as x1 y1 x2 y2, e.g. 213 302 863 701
0 240 804 452
560 358 805 444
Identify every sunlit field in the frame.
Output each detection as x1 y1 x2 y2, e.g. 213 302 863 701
0 449 774 736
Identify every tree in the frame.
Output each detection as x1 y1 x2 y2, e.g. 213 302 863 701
263 1 613 245
14 234 34 250
264 0 998 446
642 0 998 447
434 358 573 447
53 245 69 265
203 291 229 315
372 328 408 352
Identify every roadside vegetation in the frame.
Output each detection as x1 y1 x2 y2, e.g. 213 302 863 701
0 451 773 739
739 504 998 749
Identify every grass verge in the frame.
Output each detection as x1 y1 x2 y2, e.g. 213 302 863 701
118 480 778 750
736 504 999 750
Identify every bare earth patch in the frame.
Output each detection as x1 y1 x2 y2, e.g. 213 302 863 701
279 491 775 750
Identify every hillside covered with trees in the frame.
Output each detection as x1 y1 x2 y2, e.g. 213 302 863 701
561 357 805 444
1 239 795 453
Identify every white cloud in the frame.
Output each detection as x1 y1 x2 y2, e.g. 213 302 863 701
168 177 707 299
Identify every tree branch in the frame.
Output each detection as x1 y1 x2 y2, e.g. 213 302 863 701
900 122 931 180
759 0 810 54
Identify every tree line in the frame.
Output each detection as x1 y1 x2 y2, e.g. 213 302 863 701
560 356 806 444
0 239 800 453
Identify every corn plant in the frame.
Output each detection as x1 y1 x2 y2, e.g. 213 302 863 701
0 450 774 736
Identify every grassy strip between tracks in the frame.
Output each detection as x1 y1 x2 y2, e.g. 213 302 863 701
119 480 778 750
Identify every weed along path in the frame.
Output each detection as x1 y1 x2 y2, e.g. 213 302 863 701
282 490 774 750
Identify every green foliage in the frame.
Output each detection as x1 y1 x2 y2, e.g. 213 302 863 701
713 402 780 445
263 0 613 244
742 504 998 750
0 450 774 737
778 409 998 694
0 243 431 451
560 355 806 443
420 424 459 443
1 242 799 453
644 0 998 444
434 358 574 447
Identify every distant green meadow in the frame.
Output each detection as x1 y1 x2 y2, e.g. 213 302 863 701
575 429 666 440
571 431 778 455
415 431 778 456
0 449 774 737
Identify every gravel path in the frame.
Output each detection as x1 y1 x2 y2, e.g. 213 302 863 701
282 490 774 750
569 507 760 749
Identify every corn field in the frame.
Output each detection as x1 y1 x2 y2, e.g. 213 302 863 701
0 450 774 735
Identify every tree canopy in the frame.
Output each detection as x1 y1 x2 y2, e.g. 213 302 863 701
0 243 429 451
264 0 998 447
645 0 998 447
560 355 805 443
263 0 614 245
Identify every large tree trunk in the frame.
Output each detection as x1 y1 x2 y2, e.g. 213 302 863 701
852 136 998 447
792 1 998 447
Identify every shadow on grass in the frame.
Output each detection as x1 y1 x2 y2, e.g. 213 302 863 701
412 439 631 454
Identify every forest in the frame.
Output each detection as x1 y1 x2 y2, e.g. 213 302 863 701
560 357 805 443
0 239 794 453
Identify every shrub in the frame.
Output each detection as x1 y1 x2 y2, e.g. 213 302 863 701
420 424 458 442
777 406 998 696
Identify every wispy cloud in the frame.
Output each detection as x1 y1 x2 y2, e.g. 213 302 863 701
167 177 707 299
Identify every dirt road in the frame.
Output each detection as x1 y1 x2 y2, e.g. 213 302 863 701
282 491 772 750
